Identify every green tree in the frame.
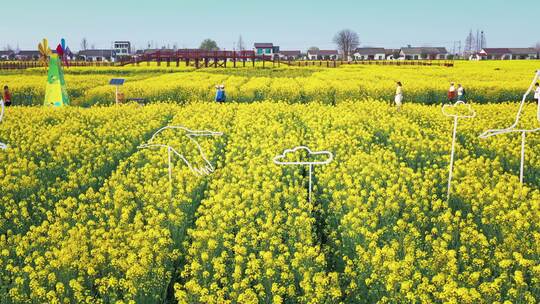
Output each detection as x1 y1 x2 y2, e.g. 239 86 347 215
199 39 219 51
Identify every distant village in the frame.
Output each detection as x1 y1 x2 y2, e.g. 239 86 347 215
0 41 539 62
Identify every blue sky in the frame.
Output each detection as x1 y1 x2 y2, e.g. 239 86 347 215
1 0 537 51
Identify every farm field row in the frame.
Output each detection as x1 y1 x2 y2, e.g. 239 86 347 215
1 60 539 106
0 101 538 303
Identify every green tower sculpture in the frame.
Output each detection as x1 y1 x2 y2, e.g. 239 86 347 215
44 54 70 107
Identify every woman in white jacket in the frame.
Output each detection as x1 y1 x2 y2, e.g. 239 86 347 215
395 81 403 111
535 82 540 121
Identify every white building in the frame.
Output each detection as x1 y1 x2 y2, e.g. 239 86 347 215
278 50 302 60
353 48 386 60
307 50 339 60
254 43 279 60
114 41 131 57
508 48 538 60
0 51 14 60
14 51 40 61
78 49 117 62
400 47 449 60
477 48 538 60
477 48 512 60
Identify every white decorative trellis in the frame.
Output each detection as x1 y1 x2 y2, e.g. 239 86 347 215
273 146 334 203
479 70 540 184
0 100 6 150
442 100 476 199
138 126 223 188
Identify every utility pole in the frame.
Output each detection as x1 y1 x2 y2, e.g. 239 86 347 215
476 29 481 52
481 31 486 49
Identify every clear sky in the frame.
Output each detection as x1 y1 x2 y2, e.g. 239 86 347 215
0 0 537 52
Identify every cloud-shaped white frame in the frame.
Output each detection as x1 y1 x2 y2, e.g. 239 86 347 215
273 146 334 166
442 100 476 119
273 146 334 203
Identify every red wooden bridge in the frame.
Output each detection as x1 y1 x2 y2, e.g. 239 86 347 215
119 49 281 68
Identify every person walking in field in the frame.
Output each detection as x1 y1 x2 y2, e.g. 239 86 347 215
395 81 403 111
457 84 466 102
447 82 457 103
3 86 12 107
215 84 226 103
534 82 540 121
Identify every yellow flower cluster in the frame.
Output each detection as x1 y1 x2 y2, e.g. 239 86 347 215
82 60 538 105
0 100 539 303
2 60 539 106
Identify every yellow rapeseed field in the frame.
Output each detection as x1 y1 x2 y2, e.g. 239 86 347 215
2 60 539 106
0 97 539 303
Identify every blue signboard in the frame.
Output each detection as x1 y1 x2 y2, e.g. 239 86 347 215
109 78 125 86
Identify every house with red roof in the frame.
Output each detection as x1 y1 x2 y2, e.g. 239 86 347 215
478 48 538 60
478 48 512 60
